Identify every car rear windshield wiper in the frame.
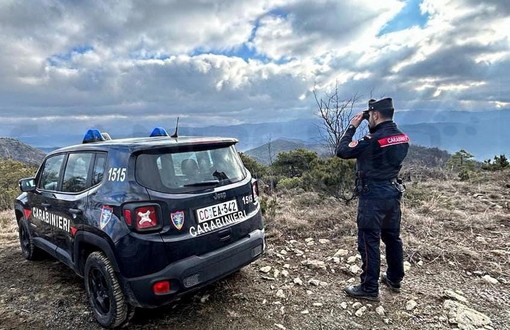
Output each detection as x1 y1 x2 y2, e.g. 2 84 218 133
183 180 220 187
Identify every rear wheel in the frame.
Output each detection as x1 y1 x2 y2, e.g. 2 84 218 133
18 218 41 260
84 251 134 328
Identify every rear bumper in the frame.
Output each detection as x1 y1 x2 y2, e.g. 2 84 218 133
122 228 265 308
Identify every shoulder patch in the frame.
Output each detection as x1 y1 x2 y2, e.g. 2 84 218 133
348 140 359 148
378 134 410 148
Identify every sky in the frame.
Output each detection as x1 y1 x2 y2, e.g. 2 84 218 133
0 0 509 140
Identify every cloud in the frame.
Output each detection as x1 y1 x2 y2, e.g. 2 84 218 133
0 0 508 139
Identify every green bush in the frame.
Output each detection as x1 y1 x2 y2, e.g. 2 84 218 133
0 159 38 210
239 152 268 179
272 149 318 178
301 157 356 198
276 177 302 190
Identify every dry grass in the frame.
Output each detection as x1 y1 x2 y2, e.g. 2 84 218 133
264 170 510 278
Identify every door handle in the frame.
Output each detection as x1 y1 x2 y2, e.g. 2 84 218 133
69 208 82 215
41 203 51 209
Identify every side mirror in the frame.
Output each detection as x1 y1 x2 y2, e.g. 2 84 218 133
19 177 36 192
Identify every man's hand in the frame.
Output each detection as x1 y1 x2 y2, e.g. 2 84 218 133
349 113 364 128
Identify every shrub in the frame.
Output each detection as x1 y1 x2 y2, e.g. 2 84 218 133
0 159 38 210
301 157 355 198
271 149 318 178
276 177 302 190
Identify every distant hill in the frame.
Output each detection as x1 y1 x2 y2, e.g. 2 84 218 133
244 138 451 168
244 138 325 165
0 138 45 165
14 109 510 160
404 145 451 167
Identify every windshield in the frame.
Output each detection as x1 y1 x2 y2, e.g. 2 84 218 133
136 145 246 193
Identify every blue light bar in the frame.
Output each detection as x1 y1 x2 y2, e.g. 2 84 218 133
83 129 105 144
150 127 169 137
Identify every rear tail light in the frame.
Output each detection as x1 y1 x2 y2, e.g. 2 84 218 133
252 179 260 202
153 280 171 295
122 203 162 232
123 209 132 226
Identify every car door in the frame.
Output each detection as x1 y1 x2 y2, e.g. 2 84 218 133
29 153 66 254
53 152 101 266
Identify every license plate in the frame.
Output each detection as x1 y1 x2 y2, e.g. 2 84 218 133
196 200 238 223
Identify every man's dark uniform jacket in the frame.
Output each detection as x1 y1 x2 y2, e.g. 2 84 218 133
336 120 409 186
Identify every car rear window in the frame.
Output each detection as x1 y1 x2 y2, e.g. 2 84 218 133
135 145 246 193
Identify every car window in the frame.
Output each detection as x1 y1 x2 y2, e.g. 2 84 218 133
92 153 107 186
136 145 246 192
62 153 93 193
39 154 65 191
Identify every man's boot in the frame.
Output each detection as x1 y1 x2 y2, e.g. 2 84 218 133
344 285 380 301
381 273 401 293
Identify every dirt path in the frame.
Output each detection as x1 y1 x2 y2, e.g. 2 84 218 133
1 174 509 330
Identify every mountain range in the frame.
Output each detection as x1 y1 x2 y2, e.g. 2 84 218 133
12 109 510 161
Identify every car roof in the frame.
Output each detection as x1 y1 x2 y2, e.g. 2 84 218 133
51 136 239 154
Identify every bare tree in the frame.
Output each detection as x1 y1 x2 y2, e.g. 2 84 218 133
313 84 361 156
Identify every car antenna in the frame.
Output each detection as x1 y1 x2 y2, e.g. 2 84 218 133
171 117 179 138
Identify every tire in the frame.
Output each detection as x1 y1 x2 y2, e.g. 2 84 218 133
84 251 134 328
18 218 42 260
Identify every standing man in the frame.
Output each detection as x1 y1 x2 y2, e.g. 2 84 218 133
337 97 409 301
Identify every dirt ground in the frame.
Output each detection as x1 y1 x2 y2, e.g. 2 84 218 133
0 171 509 329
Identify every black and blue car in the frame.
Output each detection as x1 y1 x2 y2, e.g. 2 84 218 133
14 128 265 328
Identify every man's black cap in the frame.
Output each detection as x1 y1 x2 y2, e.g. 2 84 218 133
367 97 393 112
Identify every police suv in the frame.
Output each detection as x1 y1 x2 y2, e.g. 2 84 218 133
14 128 265 328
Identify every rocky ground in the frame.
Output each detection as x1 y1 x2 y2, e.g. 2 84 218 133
0 170 509 329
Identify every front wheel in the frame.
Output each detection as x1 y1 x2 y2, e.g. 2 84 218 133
84 251 134 328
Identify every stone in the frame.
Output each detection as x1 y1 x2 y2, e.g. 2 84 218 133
305 237 314 243
308 279 320 286
318 239 330 244
404 261 411 272
347 277 356 283
276 289 285 299
273 269 280 279
200 294 210 303
334 249 349 257
444 289 468 304
293 277 303 286
406 300 417 311
347 256 357 264
355 306 367 317
281 270 289 277
301 309 309 314
312 302 323 307
280 249 288 255
331 257 340 264
376 306 385 316
302 259 327 270
283 264 290 269
352 302 363 309
340 302 348 309
444 299 492 329
482 275 499 284
260 266 272 273
349 265 361 274
275 324 286 330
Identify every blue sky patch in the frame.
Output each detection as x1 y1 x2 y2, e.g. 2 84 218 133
48 45 94 66
378 0 429 35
